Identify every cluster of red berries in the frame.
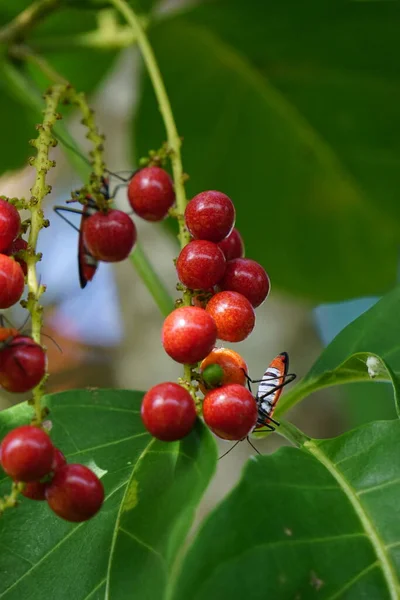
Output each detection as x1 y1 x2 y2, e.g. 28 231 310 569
0 425 104 521
140 185 271 443
79 166 175 264
0 198 28 309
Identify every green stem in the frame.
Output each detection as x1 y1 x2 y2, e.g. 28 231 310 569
0 0 60 43
130 244 174 317
276 419 310 448
111 0 194 386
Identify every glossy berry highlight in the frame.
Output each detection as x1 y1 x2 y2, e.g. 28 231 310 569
46 464 104 522
0 199 21 252
220 258 270 307
141 382 197 441
218 228 244 261
200 347 248 393
185 191 235 242
176 240 226 290
162 306 217 364
0 254 25 309
206 291 255 342
83 209 136 262
0 425 54 482
128 166 175 221
0 336 46 393
203 384 257 440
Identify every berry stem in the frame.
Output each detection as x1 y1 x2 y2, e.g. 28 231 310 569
110 0 191 251
111 0 195 388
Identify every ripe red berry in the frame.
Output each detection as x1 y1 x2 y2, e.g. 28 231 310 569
203 384 257 440
128 167 175 221
220 258 270 308
200 347 248 393
0 254 25 309
206 291 255 342
4 238 28 276
83 209 137 262
218 228 244 261
0 425 54 482
0 199 21 252
141 382 197 441
162 306 217 364
46 464 104 522
185 191 235 242
176 240 226 290
21 447 66 501
0 336 46 393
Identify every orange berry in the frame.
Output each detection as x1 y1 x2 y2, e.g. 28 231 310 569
199 347 248 394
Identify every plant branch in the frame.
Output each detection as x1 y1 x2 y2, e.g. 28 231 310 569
0 0 60 44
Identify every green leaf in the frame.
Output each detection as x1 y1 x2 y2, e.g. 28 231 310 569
134 3 400 301
0 389 217 600
279 285 400 417
171 420 400 600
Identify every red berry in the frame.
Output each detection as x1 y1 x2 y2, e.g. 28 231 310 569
162 306 217 364
200 347 248 393
185 191 235 242
0 425 54 482
0 199 20 252
22 447 67 501
218 228 244 261
176 240 226 290
46 464 104 522
83 209 136 262
203 384 257 440
0 336 46 393
206 291 255 342
141 382 197 441
4 238 28 276
0 254 25 309
128 167 175 221
220 258 270 308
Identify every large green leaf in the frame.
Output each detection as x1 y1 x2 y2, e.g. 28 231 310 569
279 286 400 417
134 2 400 301
171 420 400 599
0 389 217 600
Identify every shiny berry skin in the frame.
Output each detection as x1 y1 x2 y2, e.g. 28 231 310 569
0 425 54 482
0 336 46 393
218 228 244 261
176 240 226 290
0 254 25 309
0 199 20 252
128 167 175 221
200 347 248 393
83 209 136 262
141 382 197 441
206 291 255 342
203 384 257 440
4 238 28 276
162 306 217 364
220 258 271 308
22 448 67 501
185 191 235 242
46 464 104 522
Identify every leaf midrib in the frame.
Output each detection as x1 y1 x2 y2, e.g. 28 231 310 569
305 440 399 600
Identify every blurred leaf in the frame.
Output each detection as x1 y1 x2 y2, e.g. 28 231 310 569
134 3 400 301
0 389 217 600
280 285 400 416
171 420 400 600
0 68 36 174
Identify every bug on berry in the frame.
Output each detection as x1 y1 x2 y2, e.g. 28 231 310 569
218 352 296 458
54 177 110 288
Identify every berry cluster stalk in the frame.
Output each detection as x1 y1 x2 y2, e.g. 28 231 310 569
111 0 194 385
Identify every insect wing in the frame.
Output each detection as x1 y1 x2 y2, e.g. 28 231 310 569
257 352 289 416
78 203 99 289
